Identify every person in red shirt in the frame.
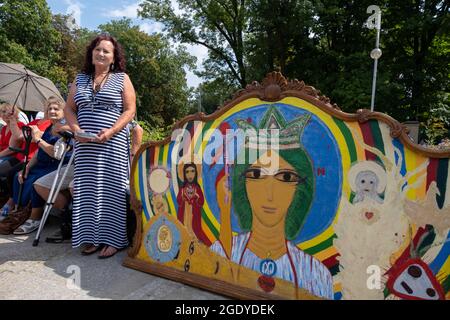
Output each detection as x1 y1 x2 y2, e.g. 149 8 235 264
0 103 25 176
0 102 51 219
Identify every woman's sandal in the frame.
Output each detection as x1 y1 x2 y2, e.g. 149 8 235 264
98 245 125 259
81 244 104 255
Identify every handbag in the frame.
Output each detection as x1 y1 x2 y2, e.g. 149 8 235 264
0 205 31 235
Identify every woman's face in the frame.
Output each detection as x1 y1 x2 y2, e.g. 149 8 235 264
92 40 115 70
185 166 196 183
47 104 64 123
0 105 14 122
245 151 300 228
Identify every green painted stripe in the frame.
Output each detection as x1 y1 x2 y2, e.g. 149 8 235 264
349 192 355 203
369 119 386 165
332 118 357 164
201 209 219 239
192 122 200 154
436 158 449 209
158 145 165 164
145 148 151 171
195 119 214 153
442 274 450 294
303 234 337 255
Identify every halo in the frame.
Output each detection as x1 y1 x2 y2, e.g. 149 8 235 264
348 161 386 194
148 166 171 194
177 153 203 183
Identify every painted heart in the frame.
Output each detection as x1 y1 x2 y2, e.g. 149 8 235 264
258 275 275 293
365 211 374 220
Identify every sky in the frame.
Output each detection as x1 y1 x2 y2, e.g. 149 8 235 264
46 0 208 88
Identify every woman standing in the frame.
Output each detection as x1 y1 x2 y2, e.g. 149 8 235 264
64 34 136 258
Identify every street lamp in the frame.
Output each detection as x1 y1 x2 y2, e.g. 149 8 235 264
367 5 382 112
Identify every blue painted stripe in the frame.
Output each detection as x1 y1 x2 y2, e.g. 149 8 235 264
392 138 406 176
138 151 151 221
429 231 450 274
167 141 179 214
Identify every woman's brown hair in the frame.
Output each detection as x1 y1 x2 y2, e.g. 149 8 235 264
82 34 126 74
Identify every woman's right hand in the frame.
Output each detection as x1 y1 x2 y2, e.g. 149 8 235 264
74 130 95 143
18 165 30 184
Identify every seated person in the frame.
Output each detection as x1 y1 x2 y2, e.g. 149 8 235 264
0 101 52 219
0 97 71 234
0 103 26 216
128 119 143 163
40 177 74 243
0 103 25 177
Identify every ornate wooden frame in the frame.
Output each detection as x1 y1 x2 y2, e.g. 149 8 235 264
123 71 450 300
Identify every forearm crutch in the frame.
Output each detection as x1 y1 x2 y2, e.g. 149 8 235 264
9 126 33 209
33 131 74 247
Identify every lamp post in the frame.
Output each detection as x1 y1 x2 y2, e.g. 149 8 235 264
367 5 382 112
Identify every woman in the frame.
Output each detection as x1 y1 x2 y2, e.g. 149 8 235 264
64 34 136 258
0 102 51 219
0 103 25 177
0 97 70 234
176 163 210 246
211 109 334 299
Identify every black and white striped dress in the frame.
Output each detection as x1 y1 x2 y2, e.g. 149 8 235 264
72 72 129 249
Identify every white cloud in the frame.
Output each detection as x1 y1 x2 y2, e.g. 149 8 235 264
103 1 141 18
139 22 164 34
64 0 83 27
185 44 208 68
183 44 208 88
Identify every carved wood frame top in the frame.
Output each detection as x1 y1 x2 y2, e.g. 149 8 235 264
138 71 450 158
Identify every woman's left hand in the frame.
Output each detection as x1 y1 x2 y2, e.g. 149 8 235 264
96 128 115 143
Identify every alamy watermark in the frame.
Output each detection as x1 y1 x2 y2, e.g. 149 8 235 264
66 264 81 290
171 121 281 170
366 265 382 290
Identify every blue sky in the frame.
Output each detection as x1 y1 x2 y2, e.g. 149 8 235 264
46 0 207 87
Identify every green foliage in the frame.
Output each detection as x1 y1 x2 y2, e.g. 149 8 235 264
51 14 96 88
191 78 238 115
139 0 449 134
1 0 448 146
0 0 66 88
422 92 450 145
139 0 249 87
137 120 173 143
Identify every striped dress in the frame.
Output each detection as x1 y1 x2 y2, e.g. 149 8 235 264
72 72 129 249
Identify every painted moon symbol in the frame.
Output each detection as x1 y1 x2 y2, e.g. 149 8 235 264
148 167 170 194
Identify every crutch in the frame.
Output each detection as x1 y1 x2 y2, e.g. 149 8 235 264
32 131 74 247
9 126 33 209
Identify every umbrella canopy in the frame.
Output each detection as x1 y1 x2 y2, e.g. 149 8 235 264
0 63 64 112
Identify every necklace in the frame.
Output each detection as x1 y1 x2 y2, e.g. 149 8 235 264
92 72 109 94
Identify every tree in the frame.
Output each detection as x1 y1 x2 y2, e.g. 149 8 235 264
139 0 249 88
0 0 67 91
98 18 196 127
143 1 448 125
246 0 316 81
51 14 95 88
382 0 449 121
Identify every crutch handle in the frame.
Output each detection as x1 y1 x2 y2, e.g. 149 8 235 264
58 131 74 140
8 126 33 155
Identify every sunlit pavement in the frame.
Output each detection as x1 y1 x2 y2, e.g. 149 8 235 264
0 216 226 300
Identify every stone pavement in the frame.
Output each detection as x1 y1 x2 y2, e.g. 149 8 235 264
0 216 226 300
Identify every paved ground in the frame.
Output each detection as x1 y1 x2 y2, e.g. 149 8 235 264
0 216 226 300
